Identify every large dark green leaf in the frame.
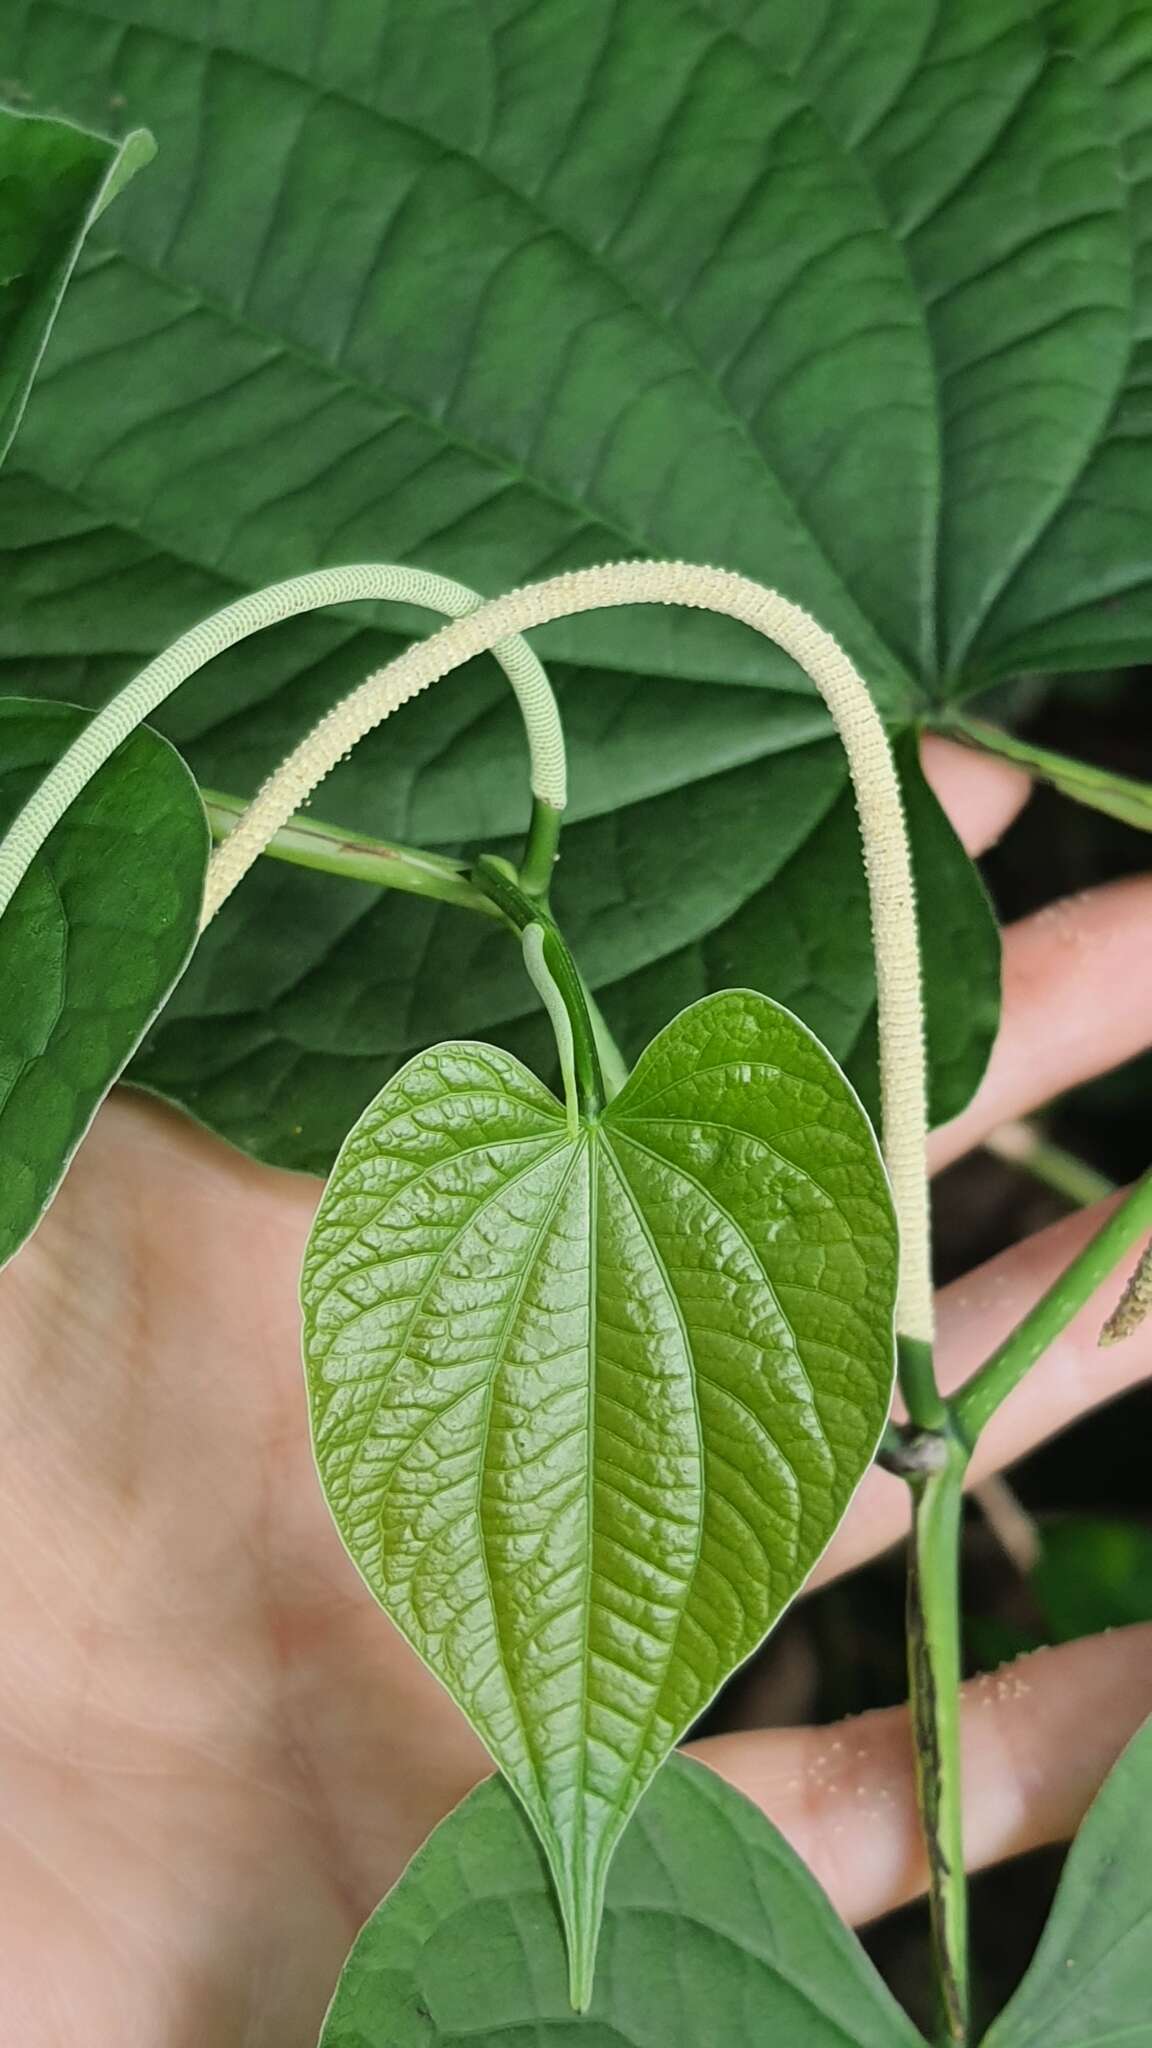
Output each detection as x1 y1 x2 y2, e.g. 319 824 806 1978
0 103 152 463
301 987 897 2000
977 1 1152 678
985 1711 1152 2048
9 0 1137 1163
319 1753 922 2044
0 699 208 1266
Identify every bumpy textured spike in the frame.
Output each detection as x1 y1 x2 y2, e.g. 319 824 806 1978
1100 1238 1152 1346
213 561 933 1344
0 564 566 923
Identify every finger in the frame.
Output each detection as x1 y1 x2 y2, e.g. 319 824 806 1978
815 1195 1152 1585
930 874 1152 1171
920 733 1031 856
691 1623 1152 1926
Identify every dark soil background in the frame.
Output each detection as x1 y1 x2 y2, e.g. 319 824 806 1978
704 669 1152 2037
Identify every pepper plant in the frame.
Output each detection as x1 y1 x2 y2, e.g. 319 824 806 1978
3 5 1152 2044
6 532 1152 2044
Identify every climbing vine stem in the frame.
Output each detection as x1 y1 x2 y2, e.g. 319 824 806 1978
907 1434 971 2047
954 1167 1152 1446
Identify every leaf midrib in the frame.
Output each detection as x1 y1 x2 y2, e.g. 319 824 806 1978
474 1134 591 1844
685 0 944 678
587 1131 704 1856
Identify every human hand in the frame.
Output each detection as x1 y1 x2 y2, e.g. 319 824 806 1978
2 739 1150 2046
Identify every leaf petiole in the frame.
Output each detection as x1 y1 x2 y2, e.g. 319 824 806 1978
473 855 605 1119
521 924 580 1136
953 1166 1152 1446
202 789 498 917
940 714 1152 835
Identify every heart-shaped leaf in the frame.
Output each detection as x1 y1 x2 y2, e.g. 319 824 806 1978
319 1753 922 2045
0 699 208 1267
0 104 152 465
302 988 897 2002
985 1711 1152 2048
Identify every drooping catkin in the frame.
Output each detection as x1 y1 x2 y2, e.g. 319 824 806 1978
206 560 933 1345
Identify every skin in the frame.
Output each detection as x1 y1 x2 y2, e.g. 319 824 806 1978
1 740 1151 2045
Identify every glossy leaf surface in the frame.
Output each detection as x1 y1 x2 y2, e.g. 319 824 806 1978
302 989 897 2000
0 103 152 464
986 1711 1152 2048
319 1754 922 2045
16 0 1147 1160
0 699 208 1266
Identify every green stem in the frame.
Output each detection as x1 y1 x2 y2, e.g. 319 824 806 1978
953 1167 1152 1446
472 856 605 1119
899 1333 949 1434
519 795 563 900
984 1120 1116 1209
583 984 630 1101
906 1429 972 2047
941 714 1152 834
202 790 499 917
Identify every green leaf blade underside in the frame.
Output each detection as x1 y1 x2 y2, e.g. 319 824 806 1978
0 104 152 466
4 0 1141 689
302 989 898 2002
319 1753 922 2047
974 0 1152 677
0 699 208 1267
985 1711 1152 2048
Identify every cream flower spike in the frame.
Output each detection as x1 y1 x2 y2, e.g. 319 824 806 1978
206 560 932 1347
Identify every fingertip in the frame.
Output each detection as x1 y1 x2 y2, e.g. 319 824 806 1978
920 732 1032 855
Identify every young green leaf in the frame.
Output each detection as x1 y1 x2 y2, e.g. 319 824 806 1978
0 105 153 465
0 699 208 1268
984 1712 1152 2048
319 1753 923 2047
302 988 897 2004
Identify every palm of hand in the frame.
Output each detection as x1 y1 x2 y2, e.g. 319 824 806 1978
0 1098 486 2045
3 749 1152 2048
